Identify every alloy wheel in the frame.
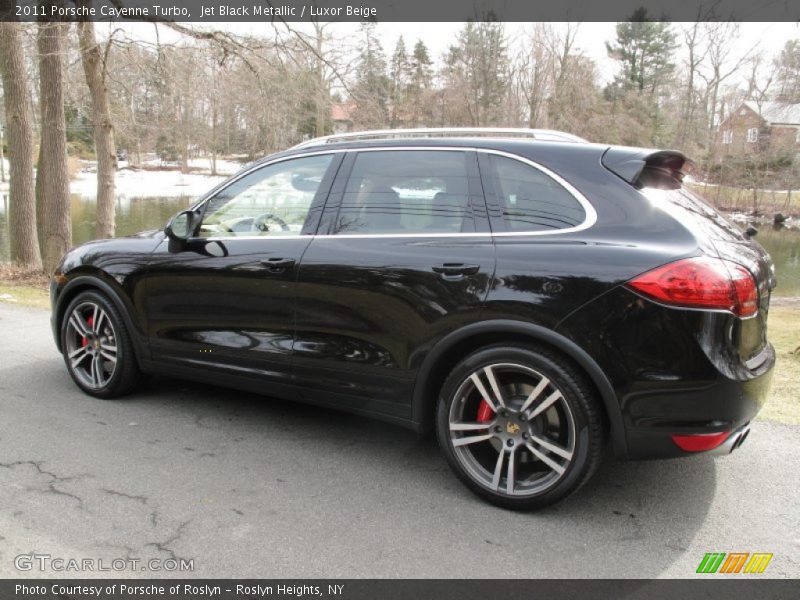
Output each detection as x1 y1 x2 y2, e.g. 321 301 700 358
448 363 576 497
64 302 118 390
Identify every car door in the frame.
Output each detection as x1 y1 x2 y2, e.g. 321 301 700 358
293 148 495 422
144 152 342 394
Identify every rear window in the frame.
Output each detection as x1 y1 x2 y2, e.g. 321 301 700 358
641 187 747 242
486 155 586 232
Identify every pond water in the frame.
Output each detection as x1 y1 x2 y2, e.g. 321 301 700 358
1 193 799 297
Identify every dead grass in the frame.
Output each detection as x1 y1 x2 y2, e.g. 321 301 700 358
759 306 800 425
687 182 800 217
0 265 49 287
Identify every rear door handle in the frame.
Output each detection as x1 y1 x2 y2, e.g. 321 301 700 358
432 263 480 277
260 257 296 272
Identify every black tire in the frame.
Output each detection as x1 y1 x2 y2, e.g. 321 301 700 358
60 290 140 399
436 343 605 510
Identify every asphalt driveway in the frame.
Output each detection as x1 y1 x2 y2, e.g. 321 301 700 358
0 303 798 578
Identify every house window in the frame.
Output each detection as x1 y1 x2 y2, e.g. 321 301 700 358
746 128 759 143
796 129 800 144
722 130 733 144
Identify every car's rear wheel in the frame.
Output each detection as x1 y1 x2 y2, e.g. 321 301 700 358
436 344 604 510
60 290 140 398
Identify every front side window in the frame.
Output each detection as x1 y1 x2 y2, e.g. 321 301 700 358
747 128 759 143
486 155 586 232
199 154 333 237
333 150 473 235
722 130 733 144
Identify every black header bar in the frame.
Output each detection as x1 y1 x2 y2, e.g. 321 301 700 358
2 0 800 22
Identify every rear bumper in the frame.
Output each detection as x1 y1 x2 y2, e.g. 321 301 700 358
623 361 773 459
557 287 775 460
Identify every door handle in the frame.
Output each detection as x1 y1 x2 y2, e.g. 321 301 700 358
432 263 480 277
260 257 296 272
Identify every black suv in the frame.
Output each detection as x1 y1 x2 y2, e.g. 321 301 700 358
51 128 775 509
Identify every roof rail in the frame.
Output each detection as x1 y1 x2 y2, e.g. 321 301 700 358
290 127 588 150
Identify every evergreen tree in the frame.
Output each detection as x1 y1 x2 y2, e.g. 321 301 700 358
774 40 800 103
606 8 677 96
351 23 389 128
444 20 508 126
389 36 409 126
408 40 433 126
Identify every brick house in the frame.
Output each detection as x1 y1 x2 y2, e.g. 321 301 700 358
716 101 800 158
331 102 355 134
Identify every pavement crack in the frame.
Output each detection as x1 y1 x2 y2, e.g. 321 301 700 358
46 483 84 509
0 460 89 483
3 460 89 509
102 488 149 504
145 521 191 562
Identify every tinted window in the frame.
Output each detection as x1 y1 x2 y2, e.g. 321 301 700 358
333 151 473 235
199 154 333 237
487 155 585 232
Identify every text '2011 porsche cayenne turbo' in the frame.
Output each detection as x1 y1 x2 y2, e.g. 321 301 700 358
51 128 775 509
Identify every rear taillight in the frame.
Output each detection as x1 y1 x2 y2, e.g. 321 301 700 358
626 257 758 317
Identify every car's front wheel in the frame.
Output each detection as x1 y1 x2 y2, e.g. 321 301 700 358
60 290 140 398
436 343 605 510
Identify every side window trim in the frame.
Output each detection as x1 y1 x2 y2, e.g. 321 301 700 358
477 150 597 237
190 151 343 239
319 148 491 237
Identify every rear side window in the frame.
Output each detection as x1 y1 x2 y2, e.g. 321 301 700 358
486 155 586 232
333 150 474 235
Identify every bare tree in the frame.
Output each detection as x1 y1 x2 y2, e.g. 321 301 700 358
75 5 117 239
515 24 555 128
675 21 709 149
0 22 42 269
699 22 757 157
37 23 72 274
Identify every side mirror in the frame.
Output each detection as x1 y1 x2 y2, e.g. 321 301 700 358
165 210 197 242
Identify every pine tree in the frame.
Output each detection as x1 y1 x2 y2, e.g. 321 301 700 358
774 40 800 103
351 23 389 129
389 36 409 127
408 40 433 126
444 21 508 126
606 9 677 96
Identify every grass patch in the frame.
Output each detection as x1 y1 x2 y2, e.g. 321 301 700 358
0 282 50 310
0 266 50 309
760 306 800 425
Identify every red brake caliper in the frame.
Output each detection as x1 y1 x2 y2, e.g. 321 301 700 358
80 316 94 347
476 399 494 423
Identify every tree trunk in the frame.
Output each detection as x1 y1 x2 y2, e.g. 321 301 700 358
37 23 72 275
0 22 42 269
77 11 116 239
0 126 6 183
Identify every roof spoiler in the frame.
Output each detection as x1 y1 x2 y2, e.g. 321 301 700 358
601 147 694 190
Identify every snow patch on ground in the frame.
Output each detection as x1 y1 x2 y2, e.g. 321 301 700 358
69 157 246 199
70 168 227 199
1 157 248 199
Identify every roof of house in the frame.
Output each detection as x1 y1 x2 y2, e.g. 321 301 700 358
331 102 355 122
743 101 800 126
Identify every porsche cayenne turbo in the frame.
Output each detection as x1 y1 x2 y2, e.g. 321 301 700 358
51 128 775 509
